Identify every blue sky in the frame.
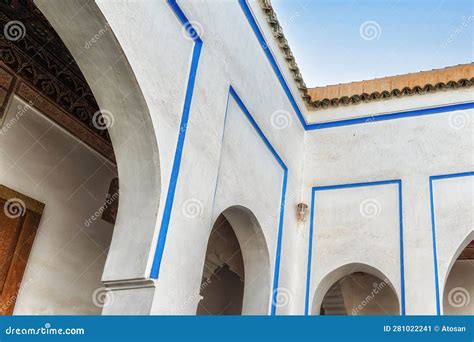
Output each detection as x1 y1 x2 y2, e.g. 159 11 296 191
271 0 473 87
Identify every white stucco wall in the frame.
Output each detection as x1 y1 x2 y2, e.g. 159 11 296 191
431 175 474 314
211 95 285 314
88 0 473 315
84 0 306 314
303 104 473 315
0 96 116 314
307 182 403 314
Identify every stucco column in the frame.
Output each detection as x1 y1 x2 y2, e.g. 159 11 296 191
35 0 163 315
402 175 438 314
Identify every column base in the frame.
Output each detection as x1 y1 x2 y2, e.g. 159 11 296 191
102 279 156 315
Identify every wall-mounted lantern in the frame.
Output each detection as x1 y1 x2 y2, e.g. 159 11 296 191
297 203 308 222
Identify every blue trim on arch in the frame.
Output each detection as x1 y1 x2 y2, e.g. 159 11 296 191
304 179 406 315
150 0 203 279
228 86 288 315
429 171 474 315
239 0 474 130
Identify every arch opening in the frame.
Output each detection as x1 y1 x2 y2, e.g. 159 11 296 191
197 206 271 315
0 0 162 315
197 214 245 315
312 263 400 316
0 0 125 314
35 0 162 286
442 231 474 315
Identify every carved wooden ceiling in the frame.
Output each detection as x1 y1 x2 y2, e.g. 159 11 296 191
0 0 114 161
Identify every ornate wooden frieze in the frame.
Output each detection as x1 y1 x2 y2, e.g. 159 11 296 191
0 0 114 156
0 0 114 161
0 64 16 121
13 74 115 161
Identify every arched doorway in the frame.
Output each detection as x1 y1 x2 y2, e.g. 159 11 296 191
0 0 121 315
312 264 400 315
35 0 161 287
443 233 474 315
0 0 162 314
197 206 271 315
197 214 244 315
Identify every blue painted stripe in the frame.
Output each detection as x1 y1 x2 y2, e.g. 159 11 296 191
398 180 406 315
306 102 474 130
229 87 287 170
314 179 400 191
238 0 307 129
306 180 406 315
272 170 287 315
429 171 474 315
304 188 316 315
150 0 203 279
429 176 441 315
229 86 288 315
431 171 474 180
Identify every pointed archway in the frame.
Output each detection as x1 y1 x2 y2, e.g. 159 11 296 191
36 0 161 314
442 231 474 315
197 206 271 315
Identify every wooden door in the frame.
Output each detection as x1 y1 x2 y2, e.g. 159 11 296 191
0 185 44 315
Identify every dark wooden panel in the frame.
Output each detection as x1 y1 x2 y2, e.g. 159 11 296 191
0 211 41 315
101 177 119 224
0 200 24 293
0 185 44 315
459 241 474 260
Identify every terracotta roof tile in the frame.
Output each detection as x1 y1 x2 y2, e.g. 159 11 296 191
258 1 473 109
307 64 474 109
